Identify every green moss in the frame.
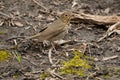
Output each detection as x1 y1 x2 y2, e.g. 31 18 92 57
113 67 120 76
0 50 10 62
60 50 91 76
101 75 111 79
0 30 4 35
13 73 19 79
40 72 50 79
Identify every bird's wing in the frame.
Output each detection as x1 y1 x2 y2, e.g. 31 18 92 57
26 19 66 41
39 19 66 40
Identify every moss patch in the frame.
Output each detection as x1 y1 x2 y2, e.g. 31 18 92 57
60 50 91 76
0 50 10 62
40 72 50 79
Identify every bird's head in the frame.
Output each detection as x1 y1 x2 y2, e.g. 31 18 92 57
59 12 73 24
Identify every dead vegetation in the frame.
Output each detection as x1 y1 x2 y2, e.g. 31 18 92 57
0 0 120 80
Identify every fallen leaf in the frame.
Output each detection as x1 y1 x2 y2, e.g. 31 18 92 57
13 20 24 27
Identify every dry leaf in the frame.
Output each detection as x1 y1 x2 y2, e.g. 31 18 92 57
13 20 24 27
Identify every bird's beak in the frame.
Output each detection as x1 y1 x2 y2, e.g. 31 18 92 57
70 13 76 20
70 13 79 23
71 13 78 18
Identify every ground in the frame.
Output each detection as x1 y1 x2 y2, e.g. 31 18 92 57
0 0 120 80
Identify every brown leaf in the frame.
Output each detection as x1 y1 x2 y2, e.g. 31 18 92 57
13 21 24 27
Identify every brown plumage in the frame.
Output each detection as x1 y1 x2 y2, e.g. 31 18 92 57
26 12 73 41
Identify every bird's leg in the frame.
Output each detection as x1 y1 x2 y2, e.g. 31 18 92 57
51 41 57 52
43 40 56 51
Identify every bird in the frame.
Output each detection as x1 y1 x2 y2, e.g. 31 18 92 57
25 12 73 42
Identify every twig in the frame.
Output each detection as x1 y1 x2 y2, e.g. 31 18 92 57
23 56 38 67
32 0 47 10
86 72 97 80
102 55 118 61
31 70 41 74
97 33 108 42
95 77 104 80
94 55 118 61
6 36 25 41
48 48 53 64
98 22 120 42
107 22 120 32
13 39 17 45
73 13 120 25
0 12 10 17
48 68 64 79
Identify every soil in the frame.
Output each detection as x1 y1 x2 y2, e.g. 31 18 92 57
0 0 120 80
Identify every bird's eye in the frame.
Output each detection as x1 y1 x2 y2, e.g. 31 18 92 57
65 14 68 16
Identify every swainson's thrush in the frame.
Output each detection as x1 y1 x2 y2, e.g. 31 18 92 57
26 12 73 41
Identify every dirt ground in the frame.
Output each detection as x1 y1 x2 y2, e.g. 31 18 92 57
0 0 120 80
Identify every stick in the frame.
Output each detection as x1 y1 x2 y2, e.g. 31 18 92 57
73 13 120 25
48 48 53 64
32 0 47 10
